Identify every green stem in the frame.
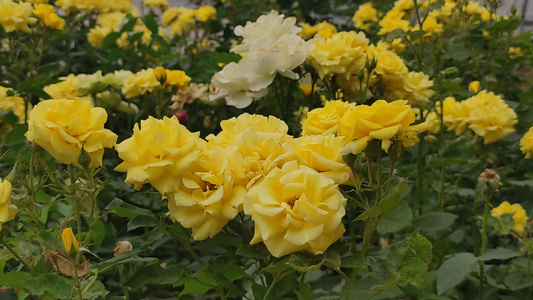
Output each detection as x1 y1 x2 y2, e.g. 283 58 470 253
263 270 294 300
479 187 492 300
1 235 32 271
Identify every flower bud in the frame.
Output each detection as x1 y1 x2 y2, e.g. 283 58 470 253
61 228 79 254
113 240 133 256
154 66 167 84
477 168 501 192
78 145 91 170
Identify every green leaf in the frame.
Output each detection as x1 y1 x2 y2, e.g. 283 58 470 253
409 230 433 265
0 271 32 289
412 212 457 231
478 248 519 261
437 252 477 295
378 178 408 213
341 254 368 269
5 123 28 145
105 197 156 219
125 263 185 286
263 257 291 274
127 214 158 232
211 262 248 282
93 251 158 273
286 253 324 272
24 274 77 299
377 202 413 234
447 43 469 61
142 15 159 33
399 257 428 288
385 28 405 42
176 272 217 296
101 31 121 50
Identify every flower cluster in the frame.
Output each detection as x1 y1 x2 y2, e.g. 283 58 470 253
302 99 428 155
307 30 434 107
116 113 350 257
25 98 118 168
210 10 308 108
353 0 493 39
426 91 517 144
122 67 191 98
162 5 216 36
298 21 337 40
55 0 132 13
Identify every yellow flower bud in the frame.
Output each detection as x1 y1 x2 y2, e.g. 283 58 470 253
61 228 79 253
154 66 167 84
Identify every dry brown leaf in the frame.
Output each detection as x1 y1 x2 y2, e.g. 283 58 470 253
46 250 88 278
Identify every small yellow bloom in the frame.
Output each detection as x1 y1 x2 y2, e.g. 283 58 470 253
87 26 113 49
469 81 480 93
195 5 216 22
154 66 167 83
61 228 79 253
0 177 17 226
164 69 191 90
33 4 65 30
352 2 378 31
520 126 533 158
509 47 526 59
301 100 355 136
491 201 528 235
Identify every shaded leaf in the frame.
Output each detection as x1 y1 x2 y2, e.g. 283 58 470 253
437 252 477 295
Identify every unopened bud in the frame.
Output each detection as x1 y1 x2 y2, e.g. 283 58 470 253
113 240 133 256
77 145 91 169
477 168 501 192
154 66 167 84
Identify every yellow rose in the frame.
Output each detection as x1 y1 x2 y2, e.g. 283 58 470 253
339 100 427 154
207 114 293 187
298 22 316 40
464 91 517 144
385 71 435 107
162 7 184 26
207 113 289 148
288 134 352 185
378 9 410 35
0 177 17 226
43 74 82 100
468 80 480 93
314 21 337 40
371 50 408 82
115 116 206 194
0 0 37 33
509 47 526 59
307 31 369 79
121 68 162 99
244 161 346 257
301 100 355 136
25 98 117 167
166 146 247 240
87 26 113 49
97 12 126 30
164 69 191 90
491 201 528 235
352 3 378 31
144 0 167 9
196 5 216 22
33 4 65 30
0 86 30 125
520 126 533 159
